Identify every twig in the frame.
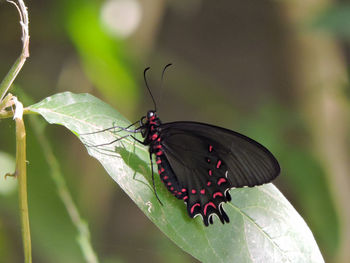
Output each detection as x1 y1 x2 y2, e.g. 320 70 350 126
0 107 33 119
0 0 30 102
13 97 32 263
0 1 32 262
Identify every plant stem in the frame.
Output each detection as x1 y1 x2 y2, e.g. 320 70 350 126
0 0 30 102
15 111 32 263
0 93 14 111
0 1 32 261
0 107 32 119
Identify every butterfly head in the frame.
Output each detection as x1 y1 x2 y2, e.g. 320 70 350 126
146 110 157 121
140 110 160 128
140 110 161 140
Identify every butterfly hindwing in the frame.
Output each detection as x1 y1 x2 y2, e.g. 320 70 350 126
157 121 280 226
155 146 231 226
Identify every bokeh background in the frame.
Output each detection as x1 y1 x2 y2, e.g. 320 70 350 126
1 0 350 262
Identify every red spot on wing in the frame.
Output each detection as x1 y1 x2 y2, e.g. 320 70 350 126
204 202 216 216
158 167 165 174
209 145 213 152
191 189 197 194
156 159 161 164
213 192 223 198
156 151 163 156
207 181 212 186
216 160 222 169
167 182 171 186
190 203 201 214
163 176 168 180
208 170 212 176
183 196 188 201
181 188 187 192
217 178 227 185
200 189 205 194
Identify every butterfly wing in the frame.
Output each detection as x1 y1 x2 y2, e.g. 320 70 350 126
158 121 280 226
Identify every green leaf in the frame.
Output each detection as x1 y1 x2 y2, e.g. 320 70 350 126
28 92 324 263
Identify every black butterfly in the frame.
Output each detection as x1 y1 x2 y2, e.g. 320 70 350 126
139 112 280 226
88 65 280 226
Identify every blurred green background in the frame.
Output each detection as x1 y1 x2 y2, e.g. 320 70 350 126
1 0 350 262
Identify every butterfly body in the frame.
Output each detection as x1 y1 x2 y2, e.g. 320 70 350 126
140 110 280 226
141 111 186 200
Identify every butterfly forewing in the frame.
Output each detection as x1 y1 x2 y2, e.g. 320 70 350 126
160 122 280 185
158 121 280 225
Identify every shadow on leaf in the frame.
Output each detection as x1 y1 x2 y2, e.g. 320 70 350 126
115 146 155 193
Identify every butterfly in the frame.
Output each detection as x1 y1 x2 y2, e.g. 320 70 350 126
87 65 280 226
130 65 280 226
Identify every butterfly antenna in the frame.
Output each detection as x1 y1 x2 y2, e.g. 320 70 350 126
161 63 172 85
160 63 172 91
156 63 172 110
144 67 157 112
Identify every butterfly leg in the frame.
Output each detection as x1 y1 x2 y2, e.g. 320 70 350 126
131 135 147 145
149 152 163 206
129 135 163 205
83 134 131 148
80 120 141 135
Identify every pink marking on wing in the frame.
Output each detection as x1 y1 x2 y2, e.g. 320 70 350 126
155 145 162 149
207 181 212 186
151 133 158 140
163 176 168 180
167 182 171 186
156 159 161 164
191 189 196 194
213 192 223 198
157 138 161 142
190 203 201 214
209 145 213 152
183 196 188 201
158 167 164 174
208 170 213 176
177 192 182 195
217 178 227 185
156 150 163 156
204 202 216 216
200 189 205 194
216 160 222 169
207 158 211 163
181 188 187 192
170 187 174 191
